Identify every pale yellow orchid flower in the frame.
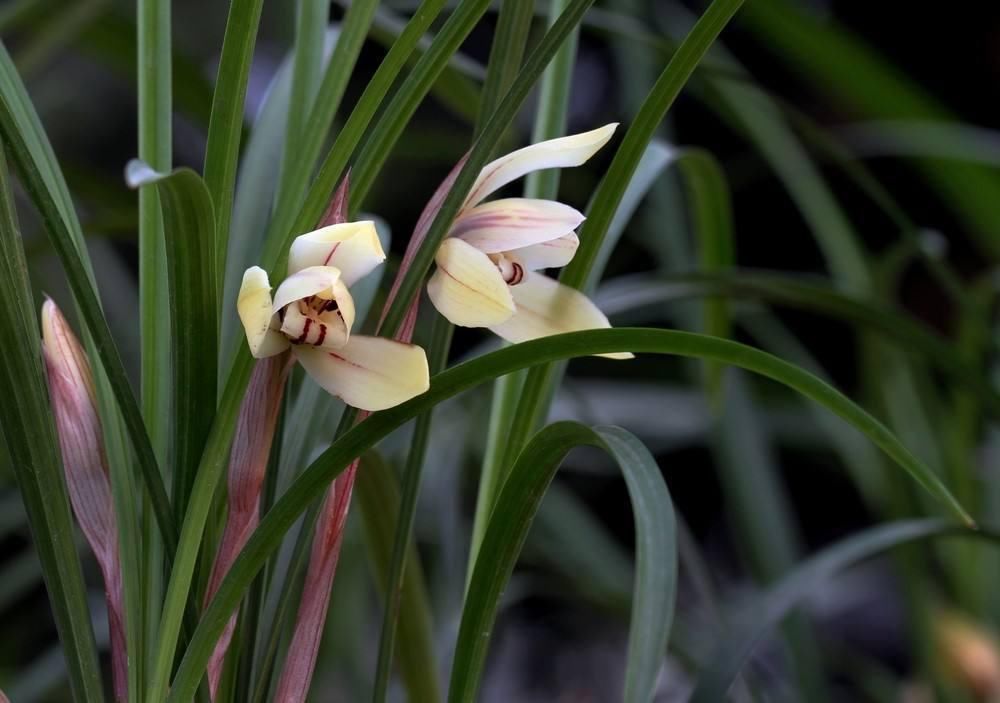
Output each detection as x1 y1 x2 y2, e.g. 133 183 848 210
426 124 632 359
237 221 430 411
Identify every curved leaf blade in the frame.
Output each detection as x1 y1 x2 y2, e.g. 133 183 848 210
688 519 999 702
127 163 219 520
168 326 969 702
0 143 105 703
0 41 175 549
449 422 675 703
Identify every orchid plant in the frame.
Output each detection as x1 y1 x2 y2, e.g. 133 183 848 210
0 1 992 703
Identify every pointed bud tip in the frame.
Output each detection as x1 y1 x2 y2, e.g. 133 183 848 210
40 297 65 350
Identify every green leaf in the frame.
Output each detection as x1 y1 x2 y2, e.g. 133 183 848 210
169 326 970 703
710 370 828 700
475 0 534 138
675 148 733 402
0 40 175 549
450 422 676 703
356 451 442 703
273 0 379 218
278 0 328 202
687 519 1000 702
78 13 216 129
0 144 105 703
127 164 219 522
364 4 483 123
344 0 493 213
148 347 254 703
371 311 452 703
564 0 743 290
136 0 172 472
595 270 1000 414
505 0 745 501
371 0 599 338
202 0 265 294
470 0 584 576
257 0 450 272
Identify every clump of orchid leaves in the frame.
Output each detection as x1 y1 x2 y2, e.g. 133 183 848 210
0 0 993 702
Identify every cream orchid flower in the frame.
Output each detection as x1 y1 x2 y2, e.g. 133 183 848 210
426 124 631 359
237 221 430 411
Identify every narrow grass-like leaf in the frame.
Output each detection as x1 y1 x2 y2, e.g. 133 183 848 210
170 326 970 702
675 148 733 401
268 0 380 246
0 144 105 703
371 312 452 703
356 451 442 703
450 422 676 703
203 0 264 293
148 347 254 703
136 0 172 475
687 520 1000 702
369 0 599 338
469 0 586 577
505 0 745 488
364 4 482 123
475 0 533 137
78 13 215 129
594 270 1000 414
278 0 328 204
127 163 219 521
0 42 175 548
712 371 827 700
564 0 743 289
257 0 450 271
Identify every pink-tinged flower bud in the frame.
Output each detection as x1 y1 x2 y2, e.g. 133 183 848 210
203 352 292 698
41 299 126 702
936 611 1000 701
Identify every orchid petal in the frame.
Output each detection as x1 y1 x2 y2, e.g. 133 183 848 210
427 238 516 327
294 336 430 411
463 124 617 208
238 267 290 358
452 198 584 253
279 302 349 350
511 232 579 270
271 266 343 313
489 272 633 359
287 220 385 283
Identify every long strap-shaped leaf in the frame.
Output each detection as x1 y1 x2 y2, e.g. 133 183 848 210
451 422 676 703
0 41 175 548
371 0 598 338
168 327 970 702
355 451 442 703
155 3 602 696
127 164 219 520
596 269 1000 413
203 0 264 289
688 519 1000 702
259 0 452 268
0 145 105 703
506 0 745 483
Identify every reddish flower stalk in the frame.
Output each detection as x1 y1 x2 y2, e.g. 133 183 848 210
274 163 462 701
41 299 127 702
273 460 358 702
203 351 292 698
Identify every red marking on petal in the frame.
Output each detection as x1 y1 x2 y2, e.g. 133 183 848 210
294 318 313 345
